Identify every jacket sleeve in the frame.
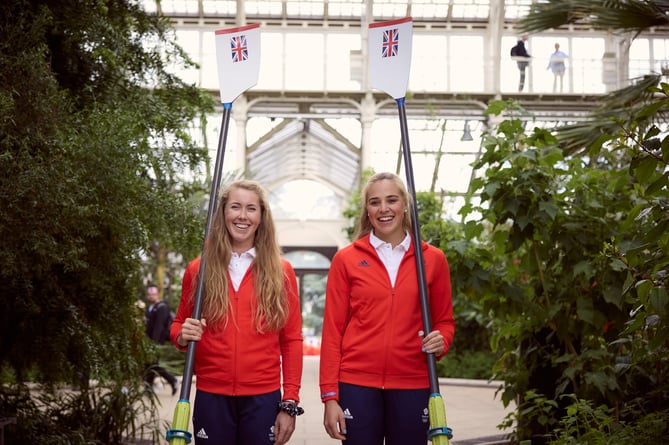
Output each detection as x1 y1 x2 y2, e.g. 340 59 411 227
319 251 350 402
426 246 456 360
171 257 199 350
279 260 304 402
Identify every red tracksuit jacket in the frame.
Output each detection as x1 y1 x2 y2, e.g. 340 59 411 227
171 257 303 402
319 234 455 402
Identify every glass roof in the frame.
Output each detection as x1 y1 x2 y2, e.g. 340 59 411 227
144 0 534 22
143 0 585 222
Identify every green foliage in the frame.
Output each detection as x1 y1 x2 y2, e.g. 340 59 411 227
461 97 669 443
0 1 214 442
437 350 495 380
548 395 669 445
521 0 669 35
153 344 186 377
0 0 213 386
0 381 164 444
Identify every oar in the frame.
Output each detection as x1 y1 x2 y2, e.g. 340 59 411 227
166 23 261 445
367 17 452 444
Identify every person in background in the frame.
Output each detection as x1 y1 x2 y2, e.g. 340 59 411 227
144 284 179 396
320 172 456 445
547 42 568 93
171 179 303 445
514 34 531 91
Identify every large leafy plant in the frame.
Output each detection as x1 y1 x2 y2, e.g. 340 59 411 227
460 97 668 443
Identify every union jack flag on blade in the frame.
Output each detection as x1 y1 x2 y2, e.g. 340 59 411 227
230 35 248 62
382 28 399 58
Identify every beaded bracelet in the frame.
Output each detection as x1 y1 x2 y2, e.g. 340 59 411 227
277 400 304 417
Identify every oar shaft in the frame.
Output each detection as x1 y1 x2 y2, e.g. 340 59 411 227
178 102 231 400
396 98 440 395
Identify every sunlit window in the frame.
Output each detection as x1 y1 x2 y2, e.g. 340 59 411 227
451 0 490 20
286 0 324 17
271 180 341 219
283 250 331 269
245 0 283 17
328 1 364 18
410 0 450 20
630 38 651 79
449 35 485 91
284 33 325 90
159 0 198 15
651 38 669 74
504 0 533 20
145 0 632 224
373 0 410 20
202 0 236 15
571 37 605 94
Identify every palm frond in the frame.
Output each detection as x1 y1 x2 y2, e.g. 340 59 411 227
520 0 669 34
555 74 663 155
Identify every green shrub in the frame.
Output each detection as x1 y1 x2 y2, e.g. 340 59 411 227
548 395 669 445
0 381 163 444
437 350 496 380
153 344 186 377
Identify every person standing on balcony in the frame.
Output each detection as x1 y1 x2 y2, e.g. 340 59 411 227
513 34 531 91
547 42 568 93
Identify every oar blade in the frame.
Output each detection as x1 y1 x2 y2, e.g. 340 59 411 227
368 17 413 99
215 23 261 104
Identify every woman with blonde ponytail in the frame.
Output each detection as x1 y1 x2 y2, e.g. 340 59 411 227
171 180 303 445
320 172 454 445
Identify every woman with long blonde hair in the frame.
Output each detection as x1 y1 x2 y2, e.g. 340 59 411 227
172 180 303 445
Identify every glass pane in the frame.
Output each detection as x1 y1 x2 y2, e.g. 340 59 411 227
571 37 605 93
285 33 325 90
452 0 490 20
449 35 485 92
283 250 331 269
410 35 448 92
298 272 327 355
258 32 285 89
325 34 361 91
630 38 651 79
245 0 283 17
271 180 341 219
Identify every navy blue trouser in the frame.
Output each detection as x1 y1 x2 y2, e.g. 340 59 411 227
193 389 281 444
338 382 431 445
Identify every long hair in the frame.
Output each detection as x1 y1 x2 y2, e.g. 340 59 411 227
201 180 288 332
354 172 412 240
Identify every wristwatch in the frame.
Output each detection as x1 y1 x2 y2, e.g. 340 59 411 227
277 399 304 417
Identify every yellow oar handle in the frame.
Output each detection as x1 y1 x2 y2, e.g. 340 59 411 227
166 400 192 444
427 394 452 444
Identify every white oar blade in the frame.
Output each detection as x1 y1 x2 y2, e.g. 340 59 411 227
368 17 413 100
215 24 261 104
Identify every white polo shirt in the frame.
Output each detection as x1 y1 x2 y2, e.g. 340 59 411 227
229 247 256 291
369 231 411 287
